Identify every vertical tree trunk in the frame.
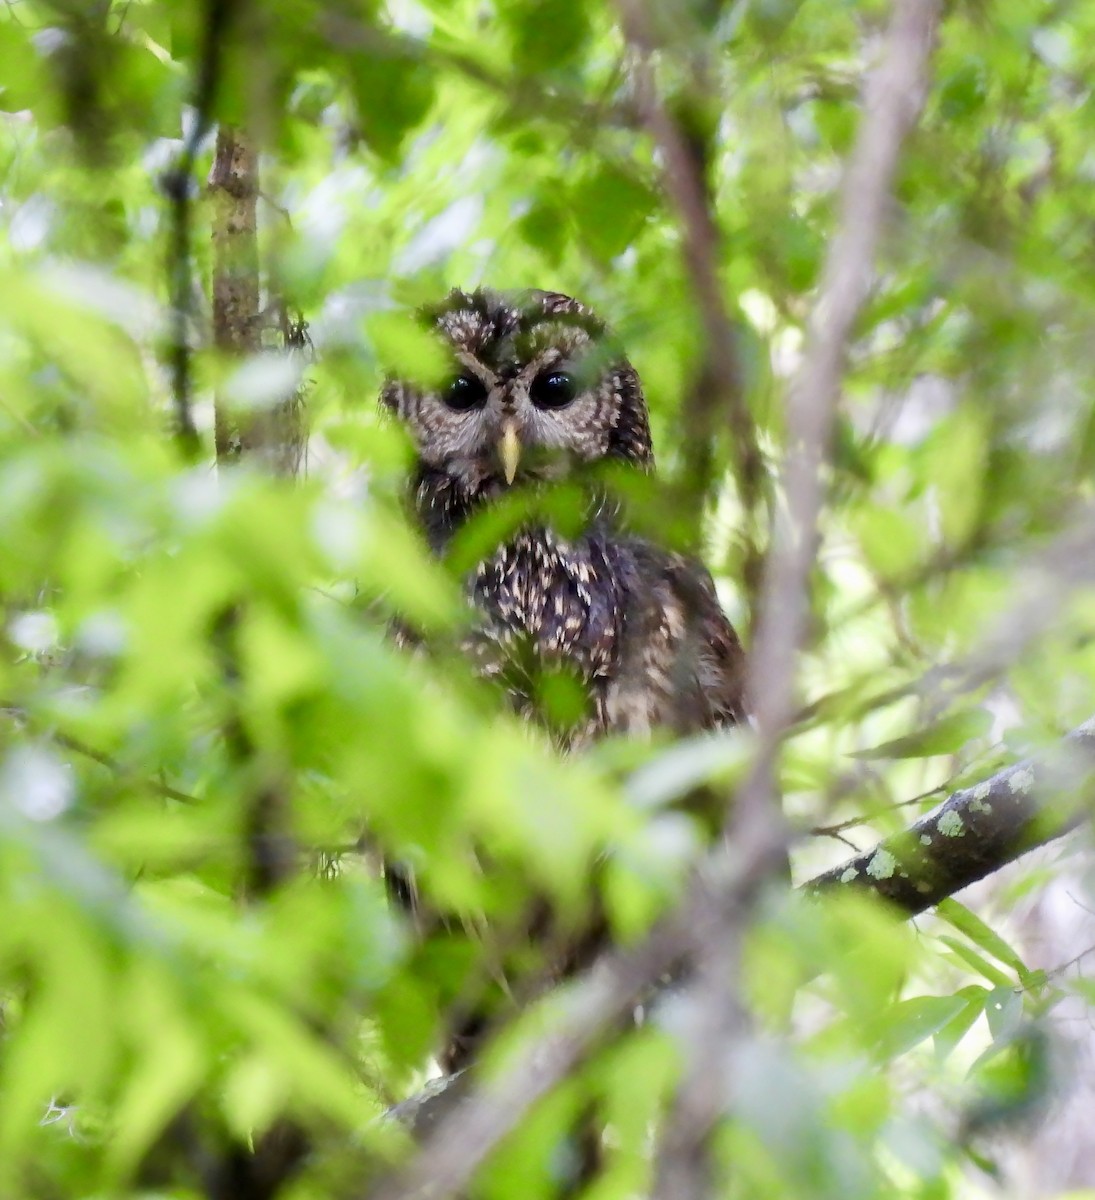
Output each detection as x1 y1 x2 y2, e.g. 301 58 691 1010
202 122 310 1196
209 126 306 476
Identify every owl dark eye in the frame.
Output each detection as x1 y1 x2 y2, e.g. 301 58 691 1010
530 370 576 410
443 373 488 411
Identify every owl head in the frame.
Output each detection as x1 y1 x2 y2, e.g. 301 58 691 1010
381 289 653 500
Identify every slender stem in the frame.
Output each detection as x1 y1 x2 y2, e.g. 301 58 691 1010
164 0 236 460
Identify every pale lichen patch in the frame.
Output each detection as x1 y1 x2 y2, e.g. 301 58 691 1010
866 849 897 880
938 810 965 837
968 797 992 814
1008 766 1035 794
840 866 859 884
973 781 991 801
920 834 932 846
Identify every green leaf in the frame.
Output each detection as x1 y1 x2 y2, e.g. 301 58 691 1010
933 985 989 1060
518 196 570 263
571 165 655 264
347 49 436 162
983 986 1024 1042
0 20 50 117
106 962 206 1174
849 504 927 581
506 0 591 73
851 708 992 760
919 405 988 548
873 995 970 1061
937 936 1013 988
937 899 1031 980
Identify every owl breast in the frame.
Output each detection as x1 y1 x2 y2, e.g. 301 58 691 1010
465 528 713 743
466 530 622 734
473 531 612 666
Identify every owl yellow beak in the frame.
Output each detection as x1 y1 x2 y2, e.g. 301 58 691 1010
499 420 522 485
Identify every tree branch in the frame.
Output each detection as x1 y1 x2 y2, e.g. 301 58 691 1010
209 126 307 476
383 715 1094 1193
808 720 1095 914
651 4 943 1194
372 895 698 1200
156 70 311 1200
615 0 762 554
746 0 941 749
163 0 237 460
210 126 260 464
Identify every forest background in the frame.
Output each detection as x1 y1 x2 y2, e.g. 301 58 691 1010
2 0 1095 1197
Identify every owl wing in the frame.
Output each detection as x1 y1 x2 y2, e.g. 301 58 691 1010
599 540 747 738
663 552 748 730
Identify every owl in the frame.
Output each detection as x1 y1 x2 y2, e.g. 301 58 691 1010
381 288 747 1073
381 287 747 747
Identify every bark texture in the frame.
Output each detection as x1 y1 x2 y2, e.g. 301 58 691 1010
210 126 306 476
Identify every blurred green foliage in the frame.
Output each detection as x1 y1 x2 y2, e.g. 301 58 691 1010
0 0 1094 1196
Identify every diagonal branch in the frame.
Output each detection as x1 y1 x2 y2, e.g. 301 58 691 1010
808 720 1095 913
654 3 943 1195
372 900 695 1200
379 714 1093 1199
745 0 942 756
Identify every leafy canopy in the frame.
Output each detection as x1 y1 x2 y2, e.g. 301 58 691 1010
0 0 1093 1197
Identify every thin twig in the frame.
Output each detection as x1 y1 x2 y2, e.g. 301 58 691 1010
653 4 942 1195
796 500 1095 740
51 731 199 806
1045 940 1095 983
615 0 763 567
808 782 949 839
1 703 198 805
746 0 941 745
381 716 1093 1192
163 0 236 459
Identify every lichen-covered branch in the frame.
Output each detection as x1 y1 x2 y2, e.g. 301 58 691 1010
807 721 1095 913
384 718 1095 1188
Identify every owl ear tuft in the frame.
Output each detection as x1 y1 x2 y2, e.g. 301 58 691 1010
529 291 601 326
379 378 402 413
536 290 580 314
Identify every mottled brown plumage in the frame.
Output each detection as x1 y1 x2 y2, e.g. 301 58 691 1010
382 287 746 746
382 288 747 1072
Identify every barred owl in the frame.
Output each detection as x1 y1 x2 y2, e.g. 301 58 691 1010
381 288 747 1070
381 287 746 745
